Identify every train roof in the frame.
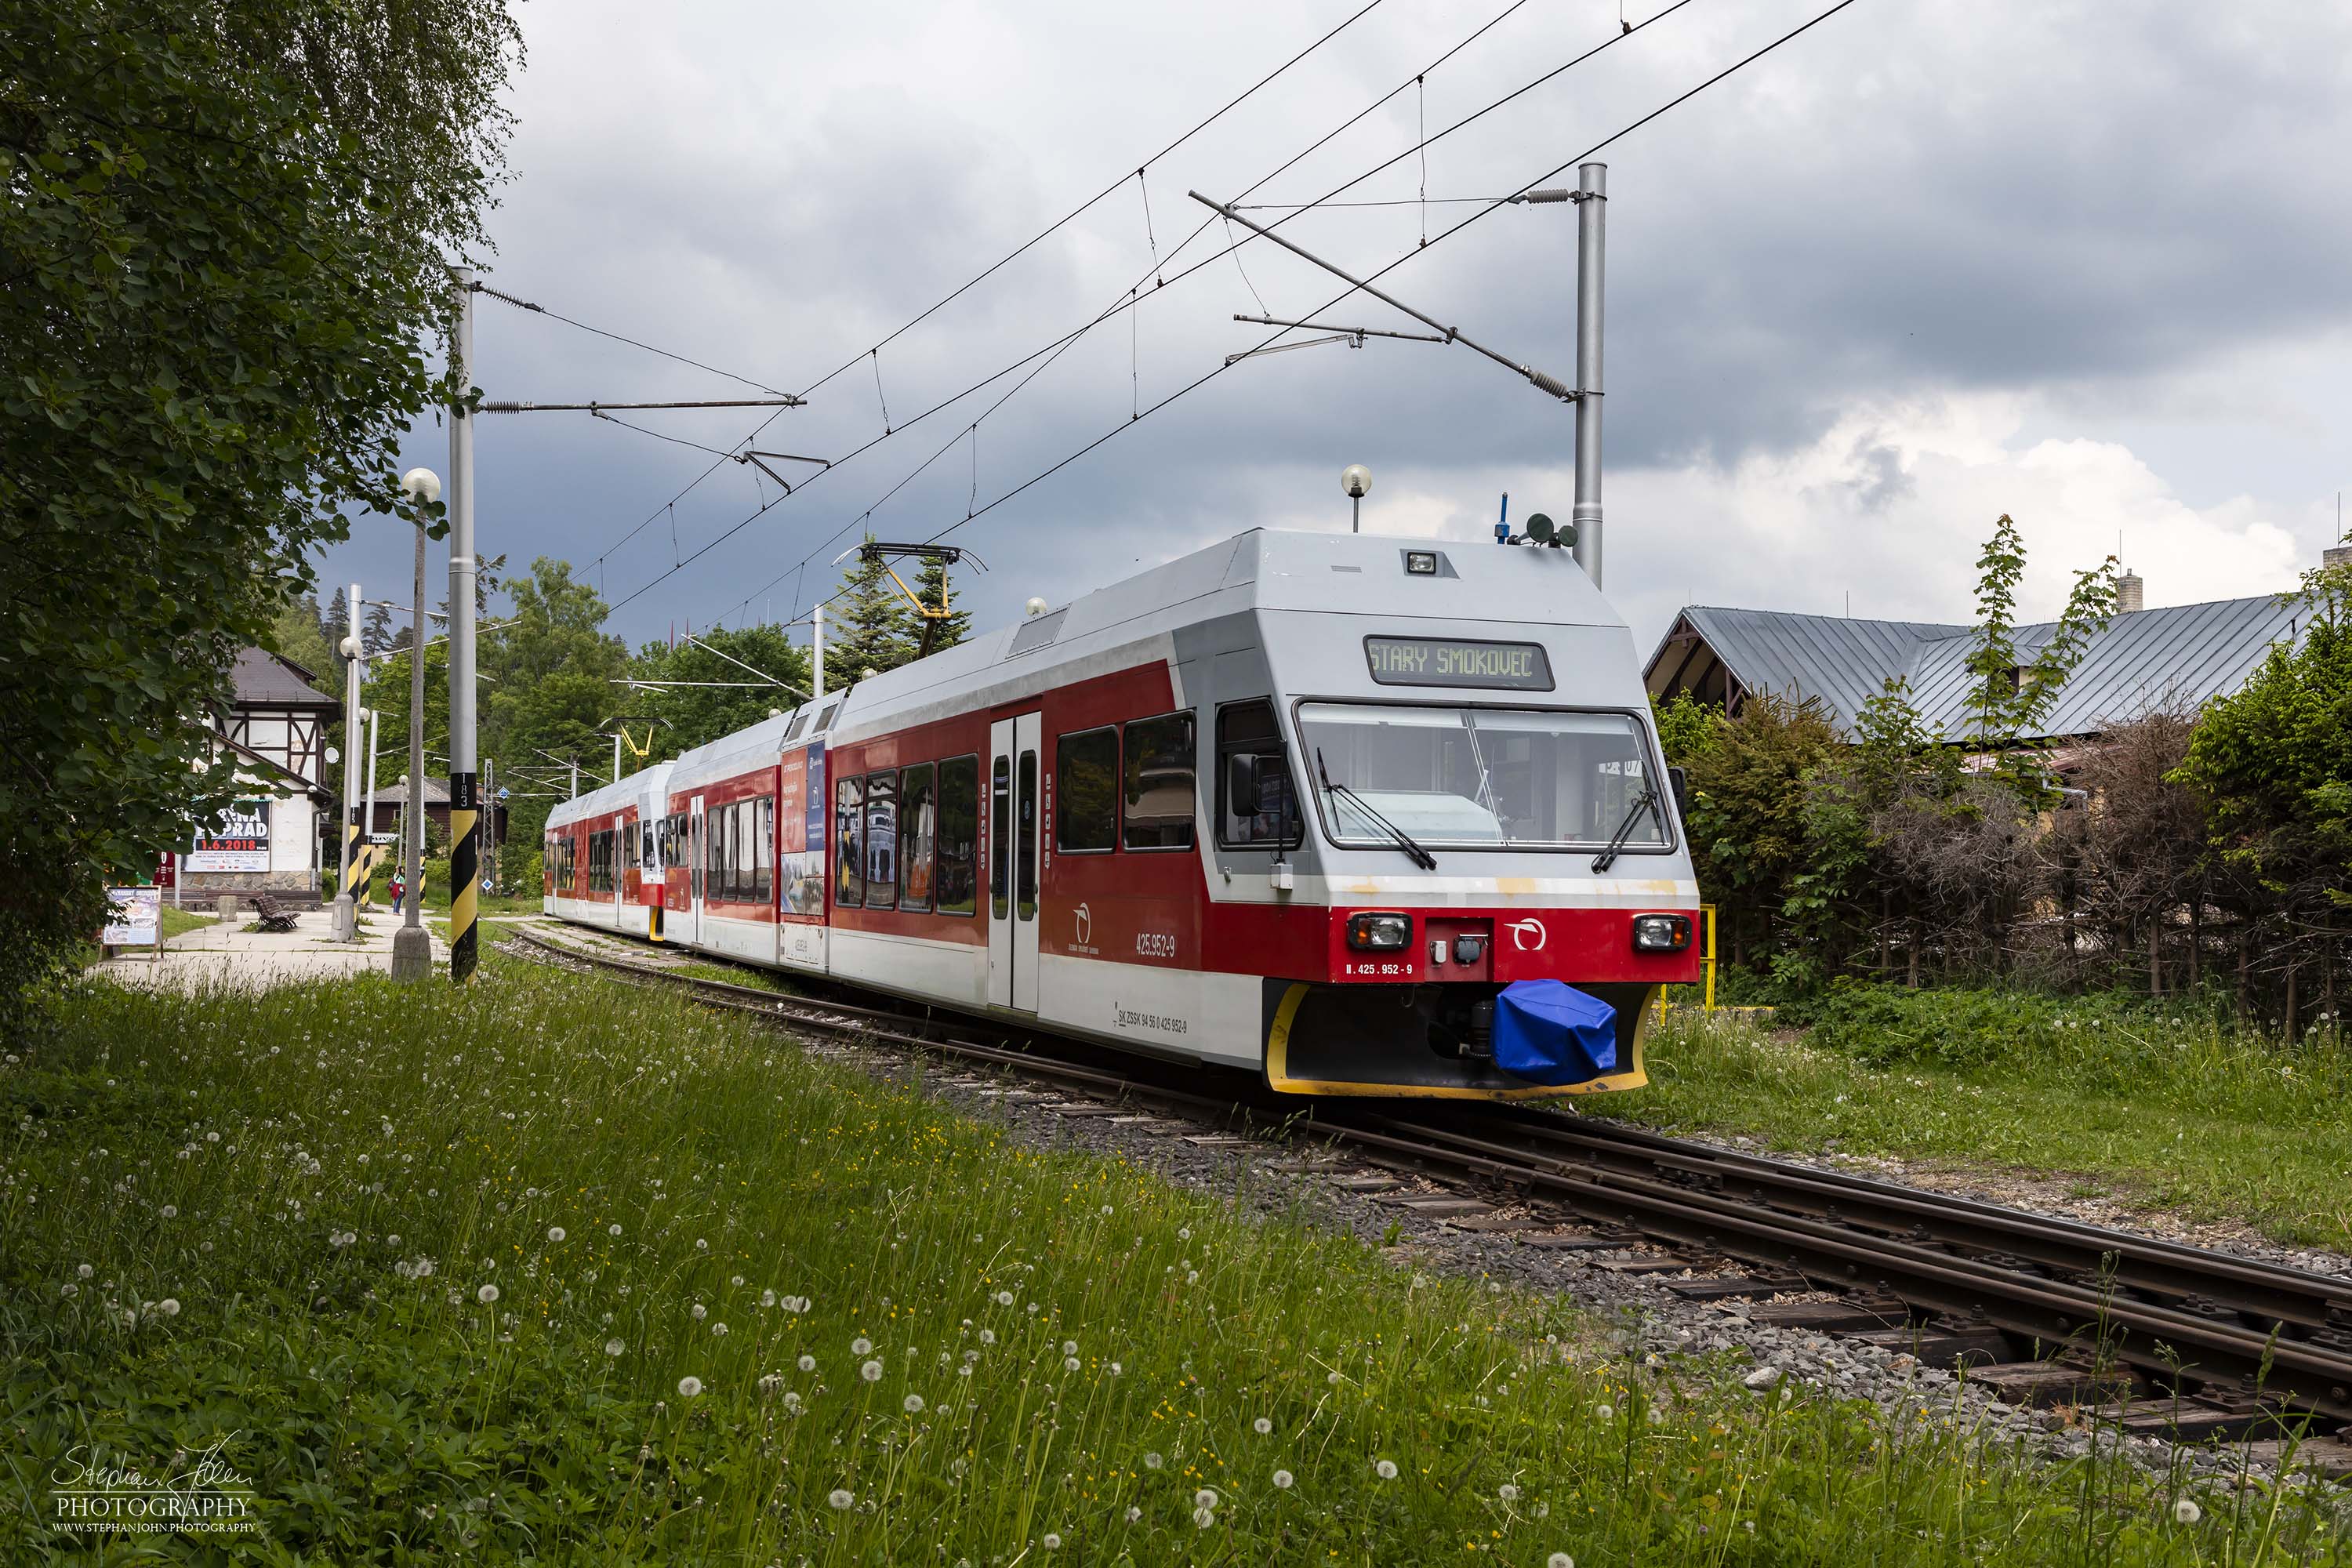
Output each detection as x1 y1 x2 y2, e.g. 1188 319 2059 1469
592 526 1638 800
546 760 673 828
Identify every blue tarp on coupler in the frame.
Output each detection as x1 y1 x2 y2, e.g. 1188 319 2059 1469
1491 980 1618 1084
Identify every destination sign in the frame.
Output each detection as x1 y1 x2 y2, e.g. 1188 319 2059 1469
1364 636 1554 691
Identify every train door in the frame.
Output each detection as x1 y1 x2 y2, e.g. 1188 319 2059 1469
688 795 706 946
986 712 1042 1012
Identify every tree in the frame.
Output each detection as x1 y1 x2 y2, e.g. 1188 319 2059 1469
0 0 521 1022
1962 514 2118 798
268 592 338 695
633 624 813 760
480 558 630 853
1677 691 1840 971
826 541 918 682
363 597 400 658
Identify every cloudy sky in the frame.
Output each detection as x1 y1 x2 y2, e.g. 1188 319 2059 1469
332 0 2352 662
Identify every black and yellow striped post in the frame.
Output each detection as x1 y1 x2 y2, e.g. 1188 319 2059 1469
355 839 377 909
448 772 480 984
343 812 368 902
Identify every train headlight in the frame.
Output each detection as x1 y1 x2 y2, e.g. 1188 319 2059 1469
1631 913 1693 953
1346 912 1412 951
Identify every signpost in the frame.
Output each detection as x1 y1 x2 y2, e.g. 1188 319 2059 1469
187 801 270 873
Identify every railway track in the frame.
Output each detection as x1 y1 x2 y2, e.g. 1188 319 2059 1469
506 923 2352 1468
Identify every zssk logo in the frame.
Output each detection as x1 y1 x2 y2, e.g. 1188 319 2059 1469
1074 902 1091 947
1506 916 1547 952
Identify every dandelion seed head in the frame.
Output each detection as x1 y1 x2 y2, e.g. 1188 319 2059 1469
1254 1417 1272 1434
1043 1533 1062 1550
691 1304 708 1320
994 1291 1014 1307
477 1284 499 1304
677 1376 703 1397
978 1328 996 1345
1065 1356 1080 1372
546 1226 565 1243
851 1337 872 1355
608 1224 622 1236
861 1359 883 1382
1144 1453 1163 1470
828 1488 854 1510
1374 1459 1398 1480
1193 1506 1215 1529
605 1339 625 1356
1272 1468 1294 1489
903 1394 924 1414
1124 1505 1142 1523
1499 1483 1520 1501
2175 1498 2202 1526
1549 1555 1575 1568
798 1355 817 1373
1195 1488 1218 1508
1595 1403 1613 1421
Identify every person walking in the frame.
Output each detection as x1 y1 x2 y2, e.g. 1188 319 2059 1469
390 870 406 916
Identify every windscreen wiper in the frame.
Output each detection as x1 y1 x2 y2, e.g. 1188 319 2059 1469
1315 748 1437 870
1589 783 1657 873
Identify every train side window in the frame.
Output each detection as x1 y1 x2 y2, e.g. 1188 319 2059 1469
1217 699 1302 848
864 771 898 909
736 800 758 903
1054 726 1119 852
989 757 1010 920
1122 711 1196 850
898 763 935 913
936 755 978 916
834 775 866 907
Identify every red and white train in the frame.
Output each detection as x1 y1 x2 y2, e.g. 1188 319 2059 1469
547 528 1701 1100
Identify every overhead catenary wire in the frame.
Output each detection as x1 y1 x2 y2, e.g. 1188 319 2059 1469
653 0 1599 626
469 282 797 398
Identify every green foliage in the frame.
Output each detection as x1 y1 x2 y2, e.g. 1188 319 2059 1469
1648 690 1722 766
1678 691 1839 966
267 593 339 695
481 558 630 848
1962 514 2117 799
630 623 813 761
0 0 521 1027
9 964 2340 1561
2176 564 2352 911
908 554 973 656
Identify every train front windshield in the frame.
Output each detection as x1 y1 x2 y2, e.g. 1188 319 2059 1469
1298 702 1667 851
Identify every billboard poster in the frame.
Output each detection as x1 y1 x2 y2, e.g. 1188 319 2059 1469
782 742 826 920
103 887 161 947
188 801 270 873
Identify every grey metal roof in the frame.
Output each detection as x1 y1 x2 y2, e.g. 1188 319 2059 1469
230 645 339 709
1665 608 1970 730
1650 595 2307 740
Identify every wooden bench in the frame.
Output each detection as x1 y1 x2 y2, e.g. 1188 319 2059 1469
252 895 300 934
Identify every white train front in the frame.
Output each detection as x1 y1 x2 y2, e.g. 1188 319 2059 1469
546 528 1703 1100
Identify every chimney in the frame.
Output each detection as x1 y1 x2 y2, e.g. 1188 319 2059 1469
2115 567 2144 614
2326 545 2351 572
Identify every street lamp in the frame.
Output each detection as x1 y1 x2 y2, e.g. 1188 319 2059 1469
390 467 439 981
1341 464 1371 534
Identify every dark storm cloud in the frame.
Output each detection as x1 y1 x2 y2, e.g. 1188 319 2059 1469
326 0 2352 648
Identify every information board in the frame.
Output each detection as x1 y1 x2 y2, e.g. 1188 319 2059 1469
188 800 270 873
103 887 161 947
1363 636 1555 691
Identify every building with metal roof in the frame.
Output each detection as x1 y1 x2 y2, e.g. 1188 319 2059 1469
1645 579 2312 742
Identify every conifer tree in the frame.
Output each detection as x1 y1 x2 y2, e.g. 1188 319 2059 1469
826 541 917 682
909 555 974 658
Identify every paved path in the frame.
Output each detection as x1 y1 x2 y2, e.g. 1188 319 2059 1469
95 907 450 992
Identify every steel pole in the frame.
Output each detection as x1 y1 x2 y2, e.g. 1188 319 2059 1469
390 524 432 979
811 603 826 697
612 731 622 785
1570 162 1606 589
447 268 482 984
331 583 362 940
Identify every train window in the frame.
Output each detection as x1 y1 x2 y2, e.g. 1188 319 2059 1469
898 763 935 913
863 771 898 910
989 757 1010 920
1054 727 1119 852
1122 711 1196 850
1216 700 1302 848
936 755 979 916
625 824 640 873
834 775 865 907
1017 749 1039 920
736 800 760 902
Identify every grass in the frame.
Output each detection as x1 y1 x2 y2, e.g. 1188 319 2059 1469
670 957 802 995
1617 1001 2352 1252
4 966 2347 1564
158 906 213 943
